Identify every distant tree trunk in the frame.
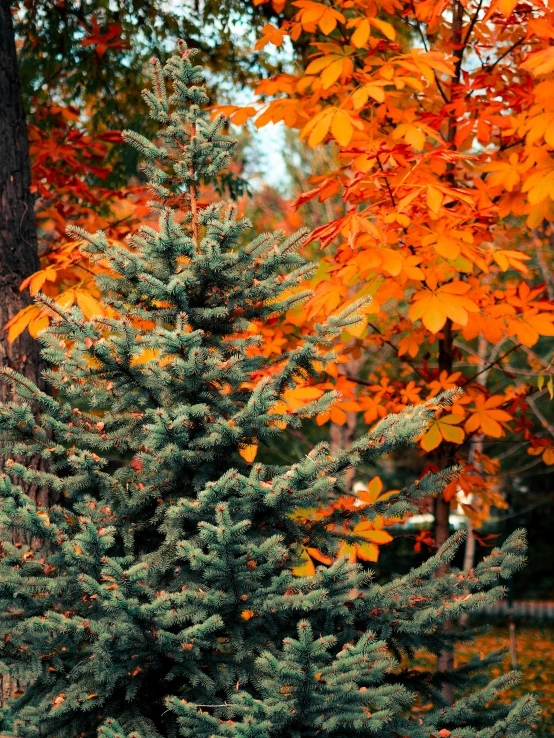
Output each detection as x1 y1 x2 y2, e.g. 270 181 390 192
435 317 455 703
0 0 41 403
329 353 366 491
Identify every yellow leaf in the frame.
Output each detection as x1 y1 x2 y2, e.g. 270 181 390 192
420 421 442 451
440 421 465 444
409 282 478 333
365 85 386 103
4 304 41 343
380 248 403 276
352 86 369 109
352 19 370 48
305 55 338 74
370 17 396 40
27 268 57 296
354 542 380 562
319 7 341 35
28 312 50 338
358 476 383 504
292 547 316 576
393 123 426 150
356 529 393 544
239 443 258 463
306 110 334 148
420 415 465 450
283 386 325 409
409 292 447 333
321 59 345 89
331 109 354 146
57 289 77 310
346 314 367 338
76 291 104 319
367 476 383 499
426 186 443 213
337 541 358 563
130 348 160 366
464 396 511 438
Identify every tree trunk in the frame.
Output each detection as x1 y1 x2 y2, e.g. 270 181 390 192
435 317 455 703
329 352 366 491
435 317 454 577
0 0 41 707
0 0 41 403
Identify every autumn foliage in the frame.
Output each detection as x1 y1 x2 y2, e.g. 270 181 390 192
6 0 554 569
217 0 554 564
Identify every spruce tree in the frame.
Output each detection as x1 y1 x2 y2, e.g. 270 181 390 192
0 43 538 738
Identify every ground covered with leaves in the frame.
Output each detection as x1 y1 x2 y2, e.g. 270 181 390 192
413 623 554 736
473 624 554 737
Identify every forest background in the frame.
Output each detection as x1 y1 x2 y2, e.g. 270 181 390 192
0 0 553 732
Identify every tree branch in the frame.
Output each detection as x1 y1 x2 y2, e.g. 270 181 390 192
461 344 520 387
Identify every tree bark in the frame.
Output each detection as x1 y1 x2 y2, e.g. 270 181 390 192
0 0 41 403
0 1 41 707
435 317 455 703
329 352 366 491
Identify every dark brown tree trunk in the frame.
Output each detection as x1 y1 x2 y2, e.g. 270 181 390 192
329 353 366 491
0 0 41 707
0 0 41 403
435 317 455 703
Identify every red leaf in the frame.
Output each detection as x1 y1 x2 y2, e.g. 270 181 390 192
130 457 143 472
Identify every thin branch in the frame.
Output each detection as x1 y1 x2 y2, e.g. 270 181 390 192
367 321 429 380
484 37 525 73
528 396 554 440
518 344 553 372
461 344 520 387
376 155 397 209
462 0 484 48
407 3 449 103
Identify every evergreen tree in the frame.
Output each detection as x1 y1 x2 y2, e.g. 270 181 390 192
0 43 538 738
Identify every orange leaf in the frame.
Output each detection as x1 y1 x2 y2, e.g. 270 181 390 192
420 415 465 451
321 58 346 89
521 46 554 76
353 542 380 562
351 19 370 48
464 396 511 438
239 443 258 463
331 109 354 146
28 312 50 338
292 547 316 576
369 17 396 40
302 110 334 148
4 304 41 343
306 547 333 565
409 282 478 333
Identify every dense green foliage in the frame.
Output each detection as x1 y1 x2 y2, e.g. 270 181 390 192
14 0 286 187
0 43 539 738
